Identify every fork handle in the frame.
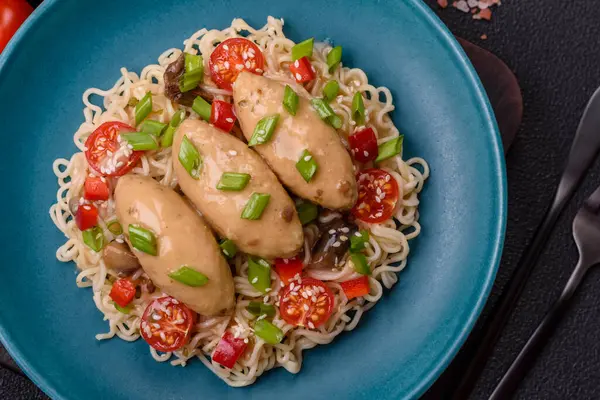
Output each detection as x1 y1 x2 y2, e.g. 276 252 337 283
489 260 588 399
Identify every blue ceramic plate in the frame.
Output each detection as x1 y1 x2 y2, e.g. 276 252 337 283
0 0 506 399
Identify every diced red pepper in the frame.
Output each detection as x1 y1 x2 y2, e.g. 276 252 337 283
210 100 237 133
348 127 378 163
275 256 304 284
109 279 136 307
289 56 316 83
75 204 98 231
340 276 370 300
212 331 248 369
84 176 110 201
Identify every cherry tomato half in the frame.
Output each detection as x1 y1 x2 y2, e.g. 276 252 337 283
0 0 33 53
140 296 196 352
84 121 142 177
279 277 334 329
351 168 399 224
209 38 264 90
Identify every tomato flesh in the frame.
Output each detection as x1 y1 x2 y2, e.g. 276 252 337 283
289 56 316 83
209 38 264 90
340 276 370 300
351 168 399 224
279 277 334 329
0 0 33 52
110 279 136 307
275 256 304 284
84 121 142 177
349 127 378 163
141 296 196 352
210 100 237 132
212 331 247 369
75 204 98 231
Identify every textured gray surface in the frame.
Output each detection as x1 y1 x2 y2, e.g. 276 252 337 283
3 0 600 399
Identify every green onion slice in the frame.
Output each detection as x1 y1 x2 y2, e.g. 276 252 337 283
161 109 186 148
352 92 365 125
310 98 342 129
192 96 211 121
114 302 132 314
180 53 204 93
350 229 370 252
217 172 251 191
139 120 167 136
121 132 159 151
219 239 238 259
248 114 280 146
323 80 339 101
246 302 276 318
254 319 284 344
107 220 123 236
128 224 157 256
248 257 272 293
82 226 105 252
291 38 314 61
283 85 299 116
296 149 318 182
350 252 370 275
326 46 342 72
135 92 153 126
168 266 209 287
241 193 271 220
375 136 404 163
296 201 318 225
178 135 202 180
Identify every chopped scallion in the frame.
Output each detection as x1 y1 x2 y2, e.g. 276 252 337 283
291 38 314 61
161 109 186 148
192 96 211 121
107 220 123 236
296 149 318 182
128 224 157 256
178 135 202 179
217 172 251 191
350 229 370 252
114 302 132 314
246 302 276 318
219 239 238 259
121 132 159 151
180 53 204 93
82 226 105 252
168 266 209 287
139 120 167 136
326 46 342 72
248 257 271 293
247 114 280 146
135 92 153 126
375 136 404 163
254 319 284 344
241 193 271 220
323 80 339 101
310 98 342 129
329 114 342 129
352 92 365 125
350 252 370 275
296 202 318 225
283 85 299 116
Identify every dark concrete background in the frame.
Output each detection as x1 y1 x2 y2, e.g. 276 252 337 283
2 0 600 399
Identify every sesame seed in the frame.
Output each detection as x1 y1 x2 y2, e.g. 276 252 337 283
264 295 269 303
308 321 315 329
376 188 382 195
226 117 234 123
242 52 248 60
385 175 391 182
294 60 300 68
305 290 313 296
311 66 316 73
354 231 362 237
252 277 259 284
311 296 318 302
282 297 289 302
223 44 229 50
257 314 266 321
160 332 166 341
236 64 244 70
228 150 237 156
328 229 336 234
127 144 133 150
303 304 309 311
280 281 285 287
289 283 295 291
172 299 179 304
332 241 341 248
304 155 312 161
244 338 249 343
245 61 252 69
341 227 350 233
152 323 160 329
224 61 230 69
340 235 348 241
375 197 381 203
295 73 302 81
364 151 369 157
302 292 309 299
256 68 263 73
115 238 124 243
265 288 272 292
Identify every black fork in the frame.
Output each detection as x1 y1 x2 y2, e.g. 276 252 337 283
489 184 600 399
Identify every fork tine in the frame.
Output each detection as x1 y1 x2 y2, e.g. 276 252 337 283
584 185 600 212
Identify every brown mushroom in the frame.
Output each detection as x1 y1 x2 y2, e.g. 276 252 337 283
102 241 141 272
164 53 216 107
309 217 357 270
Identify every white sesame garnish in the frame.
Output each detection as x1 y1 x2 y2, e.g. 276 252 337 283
236 64 244 70
311 296 318 302
265 288 272 292
294 60 300 68
303 304 309 311
375 197 381 203
341 227 350 233
224 61 230 69
304 155 312 162
308 321 315 329
223 44 229 50
228 150 237 156
295 73 302 81
263 295 269 303
354 231 362 237
252 277 259 284
328 229 336 234
245 61 252 69
226 117 234 123
256 68 263 73
340 235 348 241
363 151 369 157
332 241 341 248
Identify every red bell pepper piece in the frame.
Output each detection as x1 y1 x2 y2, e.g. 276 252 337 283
83 176 110 201
289 56 315 83
212 331 248 369
275 256 304 284
348 127 378 163
210 100 237 133
110 279 136 307
75 204 98 231
340 276 370 300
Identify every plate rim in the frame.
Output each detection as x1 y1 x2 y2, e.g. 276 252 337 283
0 0 507 399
